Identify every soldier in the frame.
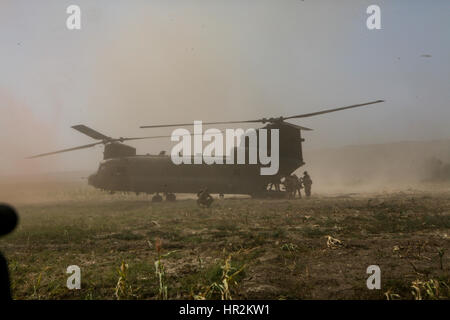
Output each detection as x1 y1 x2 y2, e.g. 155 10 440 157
197 188 214 208
302 171 313 197
152 192 163 202
292 174 303 199
283 175 296 199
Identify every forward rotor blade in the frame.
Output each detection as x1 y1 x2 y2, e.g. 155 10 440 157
27 142 103 159
284 100 385 120
140 119 260 129
28 131 228 159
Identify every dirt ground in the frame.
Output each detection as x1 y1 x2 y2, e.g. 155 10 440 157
0 181 449 300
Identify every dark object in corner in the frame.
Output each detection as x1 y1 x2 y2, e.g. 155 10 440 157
0 204 18 301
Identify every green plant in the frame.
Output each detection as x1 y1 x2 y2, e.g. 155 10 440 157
154 238 178 300
281 243 298 252
32 272 43 300
115 261 132 300
195 252 246 300
280 243 300 272
411 279 449 300
438 248 445 270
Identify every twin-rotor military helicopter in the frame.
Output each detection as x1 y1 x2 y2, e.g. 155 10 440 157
29 100 384 200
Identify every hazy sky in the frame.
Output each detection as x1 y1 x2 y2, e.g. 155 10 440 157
1 0 449 174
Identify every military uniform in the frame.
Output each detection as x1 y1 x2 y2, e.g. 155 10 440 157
302 171 312 197
283 175 299 199
292 174 303 198
197 188 214 208
152 192 163 202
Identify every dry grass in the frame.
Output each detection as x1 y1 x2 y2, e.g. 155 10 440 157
0 180 449 299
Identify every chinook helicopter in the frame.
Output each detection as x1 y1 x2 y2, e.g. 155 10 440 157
29 100 384 200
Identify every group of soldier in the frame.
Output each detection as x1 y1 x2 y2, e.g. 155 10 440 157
269 171 313 199
196 171 313 206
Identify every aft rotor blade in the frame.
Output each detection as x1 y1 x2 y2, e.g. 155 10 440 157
281 122 313 131
121 130 227 141
140 119 260 129
27 142 103 159
284 100 385 120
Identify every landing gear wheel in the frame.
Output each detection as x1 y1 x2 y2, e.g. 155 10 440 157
219 193 224 199
166 193 176 202
152 194 163 202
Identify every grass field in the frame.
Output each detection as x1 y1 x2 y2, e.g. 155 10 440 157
1 181 449 300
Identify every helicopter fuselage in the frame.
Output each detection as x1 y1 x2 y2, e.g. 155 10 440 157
86 122 305 196
88 153 303 195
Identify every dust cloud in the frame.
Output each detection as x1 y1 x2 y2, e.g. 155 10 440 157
2 7 264 174
0 90 62 175
1 3 450 202
301 139 450 193
0 9 270 203
82 8 270 157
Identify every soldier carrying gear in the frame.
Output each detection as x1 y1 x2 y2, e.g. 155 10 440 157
197 187 214 208
283 175 297 199
302 171 313 197
292 174 303 199
152 192 163 202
